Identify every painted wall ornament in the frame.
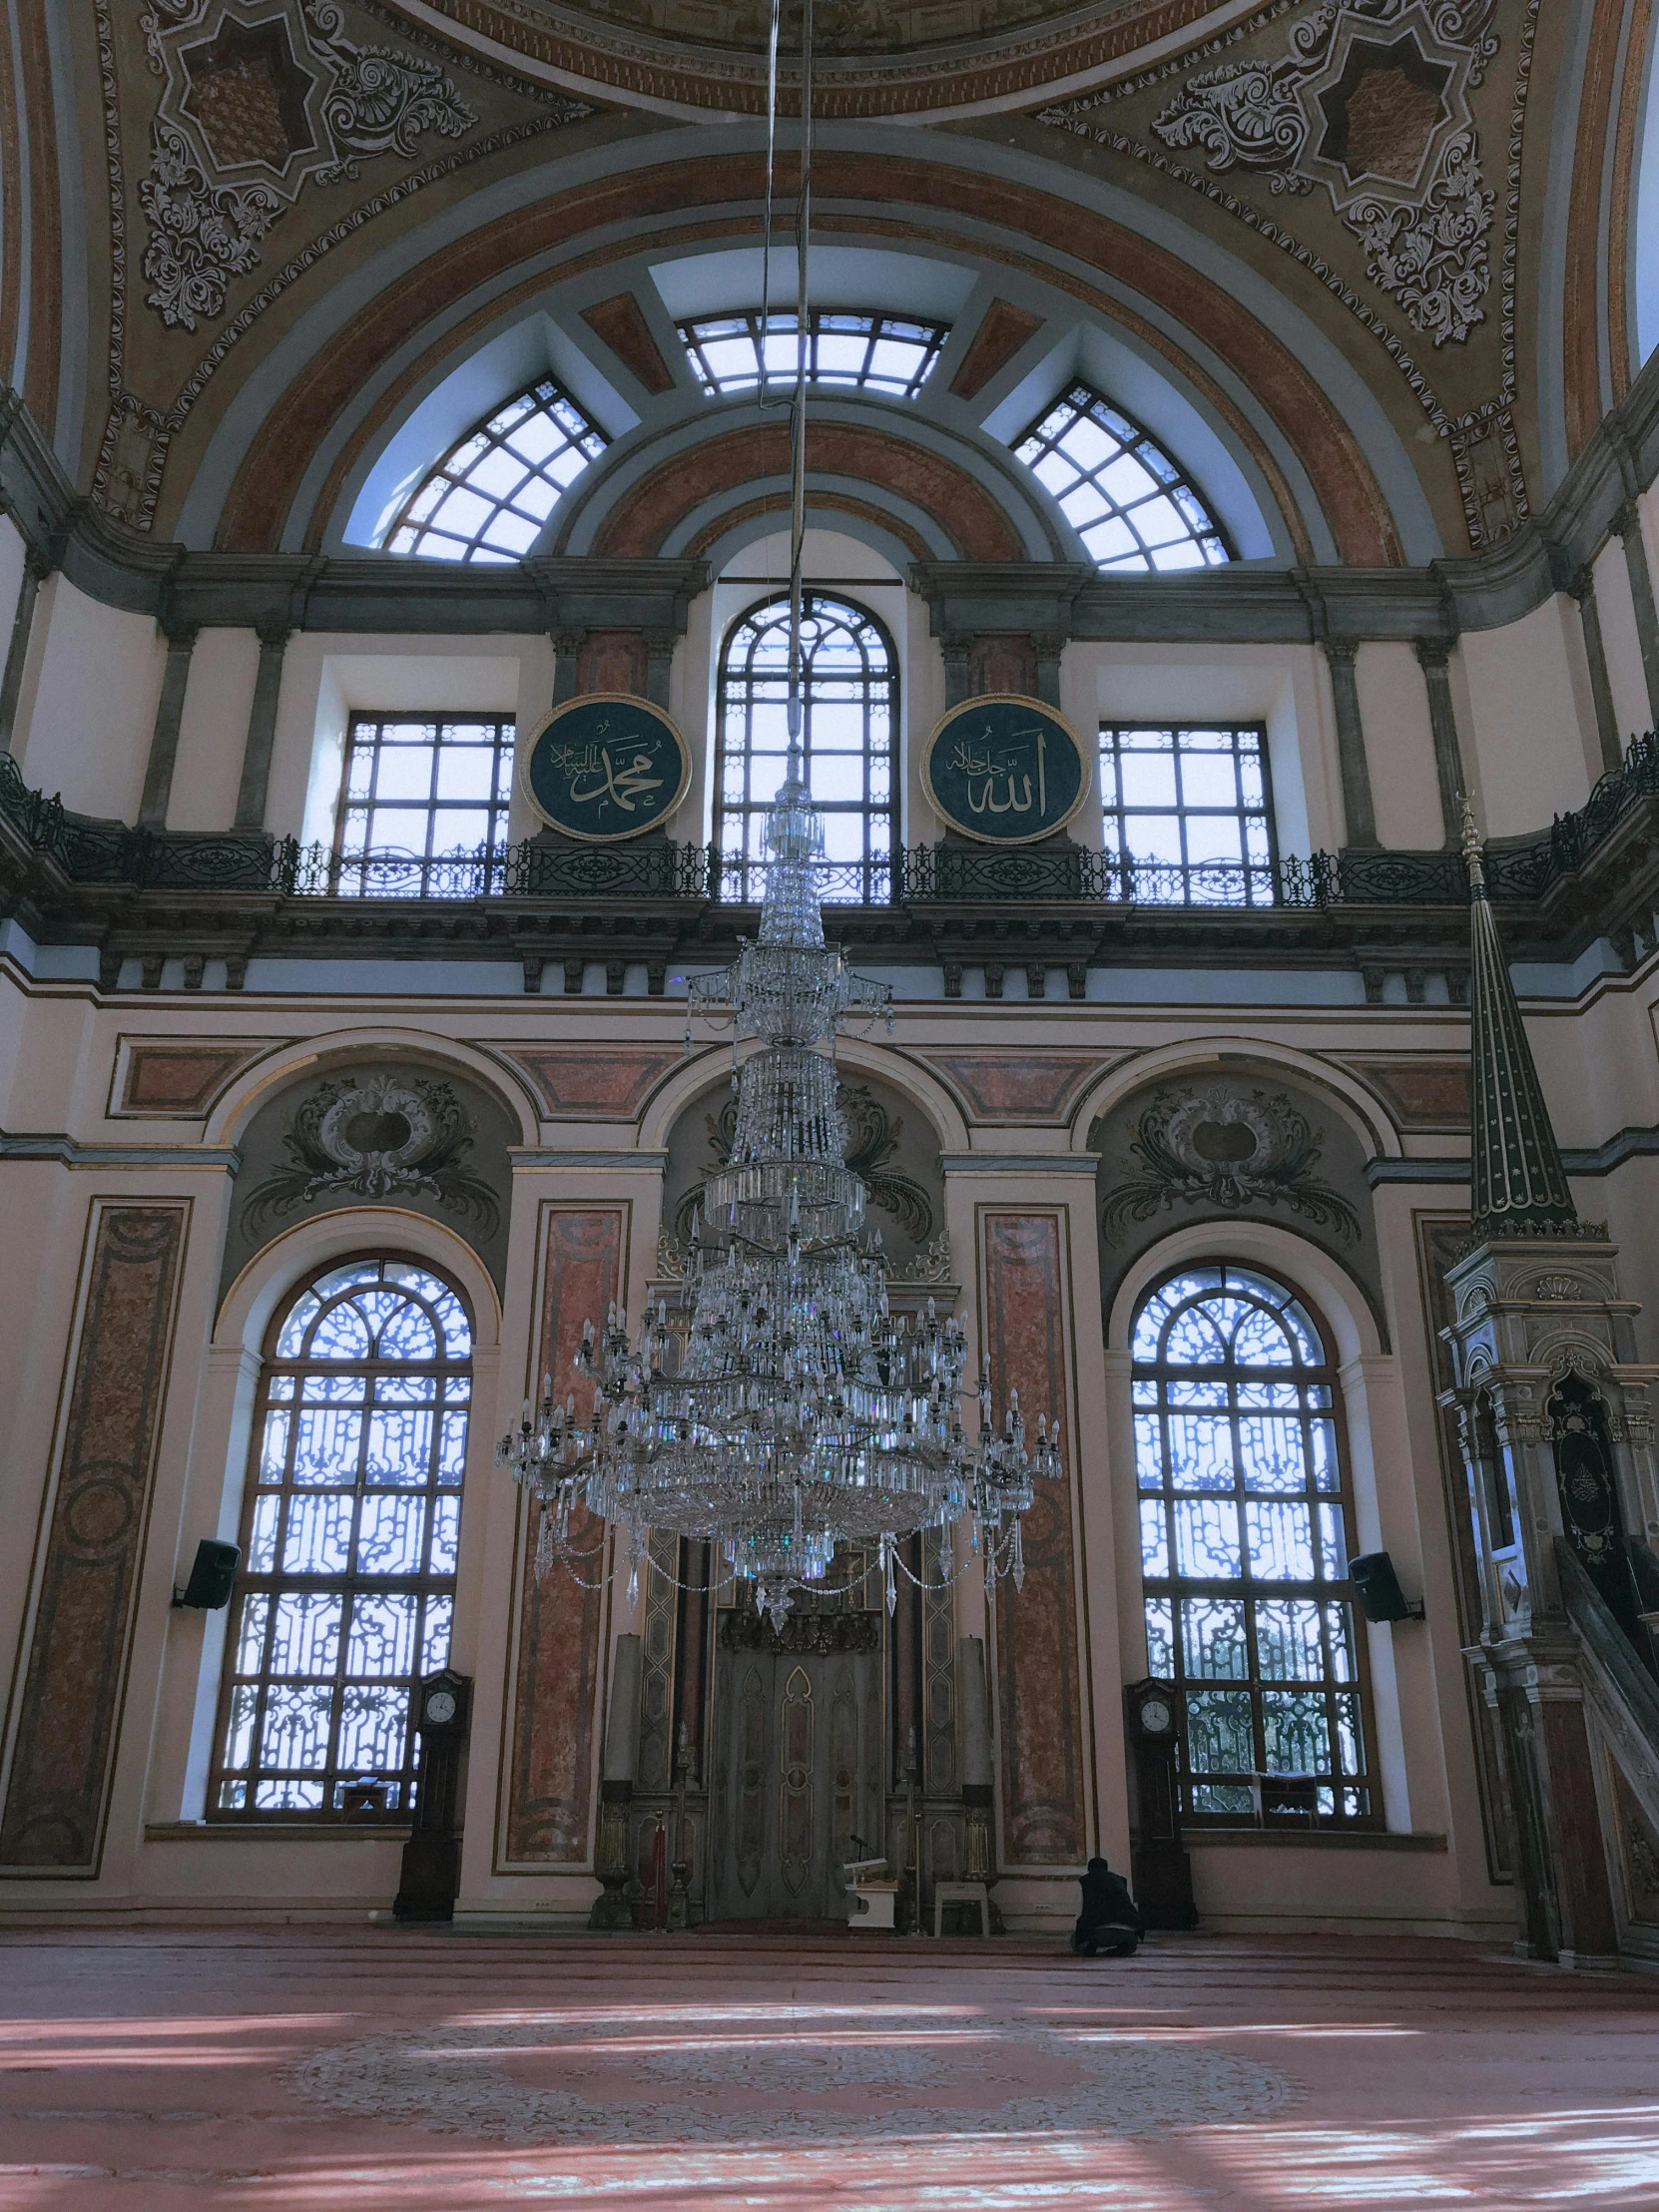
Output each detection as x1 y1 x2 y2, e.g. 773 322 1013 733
920 696 1089 846
1101 1085 1362 1244
1148 1 1496 345
242 1070 500 1234
520 696 692 842
138 0 478 330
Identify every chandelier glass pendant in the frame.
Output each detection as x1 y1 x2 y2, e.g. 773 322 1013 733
496 0 1059 1622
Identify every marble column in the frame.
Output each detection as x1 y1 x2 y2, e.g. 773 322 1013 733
1414 638 1467 848
233 623 290 831
1323 640 1378 850
138 625 199 829
1569 567 1624 777
1615 500 1659 730
0 549 49 755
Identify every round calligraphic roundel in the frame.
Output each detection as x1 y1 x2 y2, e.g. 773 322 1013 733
520 694 692 842
920 695 1090 845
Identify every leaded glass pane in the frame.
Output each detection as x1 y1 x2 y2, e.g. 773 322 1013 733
1015 385 1232 573
1131 1263 1378 1830
1100 724 1277 907
211 1259 471 1825
378 381 606 563
680 308 946 397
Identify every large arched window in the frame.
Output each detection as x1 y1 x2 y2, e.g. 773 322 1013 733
210 1259 472 1821
379 380 608 563
715 592 895 905
1016 385 1232 572
1132 1265 1379 1829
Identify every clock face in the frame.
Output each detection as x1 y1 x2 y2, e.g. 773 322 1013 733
1139 1696 1173 1735
424 1688 458 1726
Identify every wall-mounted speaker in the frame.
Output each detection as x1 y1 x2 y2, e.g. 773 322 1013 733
1349 1550 1424 1623
172 1538 241 1610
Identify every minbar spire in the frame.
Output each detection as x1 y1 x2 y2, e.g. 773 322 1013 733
1462 803 1577 1239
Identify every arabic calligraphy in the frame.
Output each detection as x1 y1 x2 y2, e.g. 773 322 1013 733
923 695 1086 846
948 725 1048 819
549 726 667 816
524 695 691 843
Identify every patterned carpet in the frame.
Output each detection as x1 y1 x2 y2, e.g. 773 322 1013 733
0 1929 1655 2207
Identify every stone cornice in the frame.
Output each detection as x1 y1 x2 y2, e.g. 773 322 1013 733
3 347 1659 640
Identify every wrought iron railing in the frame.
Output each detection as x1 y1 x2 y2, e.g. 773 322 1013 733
3 731 1658 912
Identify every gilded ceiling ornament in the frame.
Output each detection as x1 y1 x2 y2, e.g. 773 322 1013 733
242 1070 500 1234
1101 1084 1361 1244
1149 0 1496 345
137 0 477 330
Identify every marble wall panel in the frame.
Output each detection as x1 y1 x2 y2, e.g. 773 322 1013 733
0 1204 188 1873
980 1209 1088 1867
501 1206 624 1866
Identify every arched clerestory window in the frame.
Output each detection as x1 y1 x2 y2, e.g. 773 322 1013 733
379 380 608 562
1016 385 1232 572
1131 1264 1380 1829
714 591 896 905
210 1259 472 1821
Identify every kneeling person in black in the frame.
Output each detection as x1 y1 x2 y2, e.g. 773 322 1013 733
1071 1856 1146 1956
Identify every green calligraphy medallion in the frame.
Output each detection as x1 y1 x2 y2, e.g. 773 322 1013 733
521 694 692 841
920 695 1089 844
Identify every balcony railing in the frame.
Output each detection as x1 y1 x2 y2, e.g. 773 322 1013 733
4 731 1657 913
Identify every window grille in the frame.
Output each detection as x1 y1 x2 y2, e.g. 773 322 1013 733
715 592 895 906
679 309 946 398
1132 1266 1380 1828
210 1260 472 1821
333 715 515 897
1099 723 1276 905
380 381 607 562
1016 385 1232 571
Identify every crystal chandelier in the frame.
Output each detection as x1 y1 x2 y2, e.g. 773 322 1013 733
498 758 1062 1622
496 0 1059 1621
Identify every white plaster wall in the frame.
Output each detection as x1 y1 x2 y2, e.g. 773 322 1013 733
1072 641 1327 856
1455 596 1600 835
10 576 166 821
1592 536 1652 748
0 514 25 647
1355 641 1442 848
261 635 555 846
168 629 260 831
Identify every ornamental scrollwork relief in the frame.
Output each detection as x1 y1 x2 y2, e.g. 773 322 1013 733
136 0 477 331
1148 1 1498 345
1100 1083 1361 1244
241 1069 500 1236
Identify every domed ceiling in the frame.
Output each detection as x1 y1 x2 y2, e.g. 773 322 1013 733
380 0 1230 115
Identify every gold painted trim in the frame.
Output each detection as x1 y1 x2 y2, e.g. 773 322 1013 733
920 694 1092 847
518 693 692 844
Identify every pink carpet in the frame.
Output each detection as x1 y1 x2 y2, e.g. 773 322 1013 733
0 1928 1655 2208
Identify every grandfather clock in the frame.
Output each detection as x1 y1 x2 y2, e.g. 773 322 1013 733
1125 1677 1197 1929
393 1669 472 1923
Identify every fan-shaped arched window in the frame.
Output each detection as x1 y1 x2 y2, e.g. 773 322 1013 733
715 592 895 905
210 1259 473 1820
679 309 947 398
1132 1264 1379 1828
380 381 608 563
1016 386 1232 572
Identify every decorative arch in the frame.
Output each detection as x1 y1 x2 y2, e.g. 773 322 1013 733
205 1030 541 1151
200 150 1407 563
1069 1039 1401 1165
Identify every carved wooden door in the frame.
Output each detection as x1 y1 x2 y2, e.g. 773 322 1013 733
709 1628 882 1921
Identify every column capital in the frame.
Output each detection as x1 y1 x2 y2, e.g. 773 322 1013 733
1413 635 1454 671
254 618 291 652
1322 637 1359 669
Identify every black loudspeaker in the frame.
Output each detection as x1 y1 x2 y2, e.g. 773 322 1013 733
1349 1550 1423 1623
173 1539 241 1610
